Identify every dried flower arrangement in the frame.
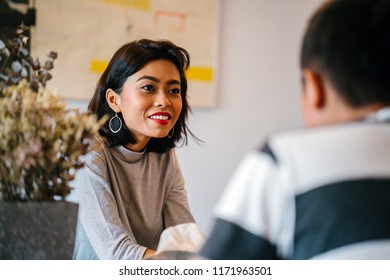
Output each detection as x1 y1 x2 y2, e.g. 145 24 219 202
0 24 105 201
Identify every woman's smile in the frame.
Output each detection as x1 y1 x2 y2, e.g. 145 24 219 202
148 112 172 125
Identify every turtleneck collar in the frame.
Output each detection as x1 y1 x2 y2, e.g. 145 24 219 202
111 145 146 163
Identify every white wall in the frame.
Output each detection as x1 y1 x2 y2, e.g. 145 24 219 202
68 0 323 235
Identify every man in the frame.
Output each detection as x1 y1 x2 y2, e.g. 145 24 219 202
200 0 390 259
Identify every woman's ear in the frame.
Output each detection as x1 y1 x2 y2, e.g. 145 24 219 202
302 69 326 109
106 89 121 112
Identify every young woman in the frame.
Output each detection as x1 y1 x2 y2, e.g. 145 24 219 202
69 39 203 260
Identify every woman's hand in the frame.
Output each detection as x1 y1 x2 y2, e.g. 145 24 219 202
142 248 156 259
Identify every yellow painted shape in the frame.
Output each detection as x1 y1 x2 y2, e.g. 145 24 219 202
90 60 108 73
98 0 151 10
187 67 213 82
90 60 213 83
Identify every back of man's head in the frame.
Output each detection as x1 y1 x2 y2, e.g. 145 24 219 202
301 0 390 108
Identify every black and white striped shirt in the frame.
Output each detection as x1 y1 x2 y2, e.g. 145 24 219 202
201 107 390 259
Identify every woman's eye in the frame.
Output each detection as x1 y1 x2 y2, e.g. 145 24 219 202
170 88 181 95
141 85 155 92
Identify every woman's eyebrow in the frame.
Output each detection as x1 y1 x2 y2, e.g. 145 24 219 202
167 79 181 85
136 75 181 85
136 75 159 83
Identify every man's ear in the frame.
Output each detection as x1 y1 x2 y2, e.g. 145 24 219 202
302 69 326 109
106 89 121 112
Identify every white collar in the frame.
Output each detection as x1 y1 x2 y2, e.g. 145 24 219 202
365 106 390 123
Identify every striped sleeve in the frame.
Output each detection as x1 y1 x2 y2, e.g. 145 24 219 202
200 145 286 259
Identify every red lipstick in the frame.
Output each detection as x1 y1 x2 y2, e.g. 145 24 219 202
148 112 172 125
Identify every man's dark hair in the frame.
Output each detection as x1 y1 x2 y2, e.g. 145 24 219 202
300 0 390 107
88 39 198 153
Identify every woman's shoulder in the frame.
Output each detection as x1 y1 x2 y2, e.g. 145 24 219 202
146 147 180 170
147 147 177 159
81 136 109 168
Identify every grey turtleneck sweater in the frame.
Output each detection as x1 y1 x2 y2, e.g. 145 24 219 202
68 140 195 260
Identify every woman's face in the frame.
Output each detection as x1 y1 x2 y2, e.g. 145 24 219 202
116 59 183 148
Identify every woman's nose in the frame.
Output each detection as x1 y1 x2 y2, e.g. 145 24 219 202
154 92 171 108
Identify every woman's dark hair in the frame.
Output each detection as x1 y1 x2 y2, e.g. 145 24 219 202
300 0 390 107
88 39 197 153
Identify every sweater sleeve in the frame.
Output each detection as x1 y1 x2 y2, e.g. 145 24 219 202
153 149 205 253
68 151 147 260
162 149 196 228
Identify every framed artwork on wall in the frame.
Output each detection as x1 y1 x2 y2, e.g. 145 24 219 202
32 0 220 108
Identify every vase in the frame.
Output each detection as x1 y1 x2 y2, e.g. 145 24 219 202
0 201 78 260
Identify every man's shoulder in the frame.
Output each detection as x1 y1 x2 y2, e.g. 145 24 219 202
259 121 386 165
267 121 372 148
